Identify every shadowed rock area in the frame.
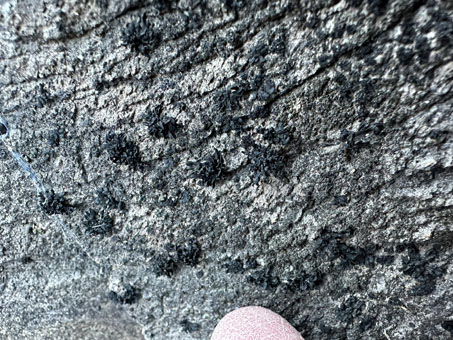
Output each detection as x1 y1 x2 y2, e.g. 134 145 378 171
0 0 452 339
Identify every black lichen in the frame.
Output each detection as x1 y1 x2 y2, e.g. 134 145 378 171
180 319 201 333
122 14 161 55
286 270 324 292
104 132 142 170
144 106 181 138
248 42 268 64
224 259 244 274
108 284 141 304
188 150 228 186
441 320 453 336
39 190 71 215
260 126 291 145
367 0 388 16
214 83 246 112
247 267 280 290
176 239 200 266
84 209 114 236
337 296 365 325
247 144 287 183
152 253 178 277
400 244 445 296
397 47 415 66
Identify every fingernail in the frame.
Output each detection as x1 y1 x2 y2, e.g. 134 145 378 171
211 306 304 340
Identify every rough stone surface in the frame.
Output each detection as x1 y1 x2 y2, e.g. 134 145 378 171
0 0 452 339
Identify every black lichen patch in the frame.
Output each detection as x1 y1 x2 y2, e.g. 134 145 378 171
47 128 65 147
38 190 71 215
180 319 201 333
213 83 246 112
144 106 181 138
246 143 288 183
367 0 388 16
257 79 276 101
260 126 291 145
151 253 178 277
108 284 141 304
83 209 114 236
397 47 415 66
103 132 142 170
247 266 280 290
95 0 109 9
441 320 453 335
333 195 350 207
286 270 324 293
122 14 161 55
400 243 445 296
224 259 245 274
212 114 251 135
248 42 268 64
337 296 365 325
188 150 228 186
315 229 376 269
222 0 245 12
176 239 200 266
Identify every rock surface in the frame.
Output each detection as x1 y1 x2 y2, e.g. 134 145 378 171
0 0 452 339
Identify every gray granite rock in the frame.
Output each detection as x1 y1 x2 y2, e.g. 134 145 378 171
0 0 452 339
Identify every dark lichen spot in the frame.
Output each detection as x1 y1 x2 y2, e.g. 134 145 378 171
397 47 414 66
180 319 201 333
248 42 268 64
188 150 228 186
84 209 114 236
400 244 445 296
214 84 246 112
286 270 324 292
367 0 388 15
122 14 161 55
247 267 280 290
152 253 178 277
247 144 287 183
95 0 108 9
47 128 64 147
337 296 365 324
39 190 71 215
108 284 141 304
222 0 245 12
144 106 181 138
441 320 453 335
176 239 200 266
20 256 33 264
333 195 350 207
104 132 142 170
260 126 291 145
257 79 276 101
359 315 375 332
224 259 244 274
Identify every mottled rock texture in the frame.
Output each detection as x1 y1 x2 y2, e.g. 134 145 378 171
0 0 452 339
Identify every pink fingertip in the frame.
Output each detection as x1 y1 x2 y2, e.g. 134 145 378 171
211 306 304 340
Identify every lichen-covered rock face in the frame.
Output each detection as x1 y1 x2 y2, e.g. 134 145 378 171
0 0 452 339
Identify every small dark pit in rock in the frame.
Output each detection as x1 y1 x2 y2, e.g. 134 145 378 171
0 123 7 135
